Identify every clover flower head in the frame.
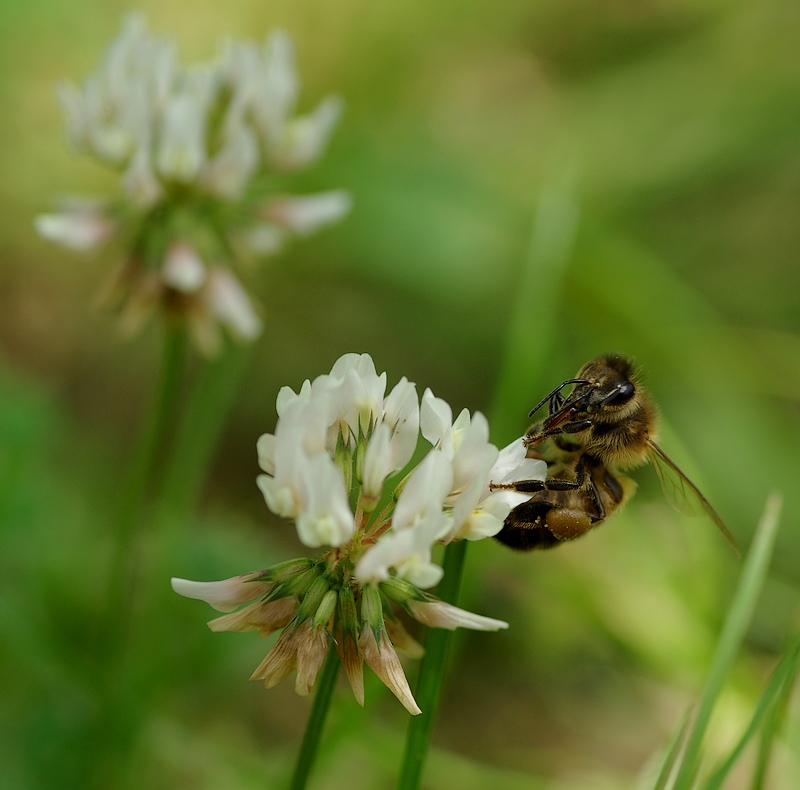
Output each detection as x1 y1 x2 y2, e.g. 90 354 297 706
37 13 350 354
173 353 544 713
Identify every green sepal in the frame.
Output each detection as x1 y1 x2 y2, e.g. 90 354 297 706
360 583 384 633
250 556 314 584
380 575 426 605
313 589 339 629
334 434 353 492
273 562 324 602
295 574 332 626
337 585 359 638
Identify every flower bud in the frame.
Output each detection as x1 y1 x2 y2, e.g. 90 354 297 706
278 561 324 600
354 437 367 485
360 583 384 631
252 556 314 584
334 442 353 492
296 574 332 625
337 584 358 637
313 589 338 629
380 575 424 605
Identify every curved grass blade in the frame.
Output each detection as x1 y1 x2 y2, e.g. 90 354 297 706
670 492 783 790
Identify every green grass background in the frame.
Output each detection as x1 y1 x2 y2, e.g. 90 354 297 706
1 0 799 787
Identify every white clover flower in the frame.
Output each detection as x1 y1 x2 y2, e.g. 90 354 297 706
38 14 350 354
174 353 521 714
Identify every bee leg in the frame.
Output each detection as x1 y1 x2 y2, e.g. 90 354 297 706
490 456 588 495
525 419 593 447
586 476 606 521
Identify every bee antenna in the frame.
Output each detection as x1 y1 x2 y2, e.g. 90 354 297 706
528 378 590 418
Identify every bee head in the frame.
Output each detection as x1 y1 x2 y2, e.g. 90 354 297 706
576 354 638 416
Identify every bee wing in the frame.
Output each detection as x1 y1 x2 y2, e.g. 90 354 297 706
648 441 740 555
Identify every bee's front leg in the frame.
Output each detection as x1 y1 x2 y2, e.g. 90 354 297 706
490 458 587 494
525 419 593 448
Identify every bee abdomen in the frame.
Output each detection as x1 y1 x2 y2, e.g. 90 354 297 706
495 501 563 550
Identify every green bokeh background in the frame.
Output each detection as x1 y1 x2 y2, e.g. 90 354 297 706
1 0 799 787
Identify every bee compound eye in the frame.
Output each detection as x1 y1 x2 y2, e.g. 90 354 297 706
604 382 635 407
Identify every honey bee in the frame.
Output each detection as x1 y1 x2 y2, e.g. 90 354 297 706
492 354 739 552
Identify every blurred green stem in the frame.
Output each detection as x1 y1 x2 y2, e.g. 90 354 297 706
290 645 341 790
105 321 187 626
158 342 251 526
490 163 580 439
91 321 187 789
398 540 467 790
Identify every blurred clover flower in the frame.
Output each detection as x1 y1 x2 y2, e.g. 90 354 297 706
172 353 546 713
36 14 350 354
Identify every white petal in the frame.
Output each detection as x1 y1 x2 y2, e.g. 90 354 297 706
392 450 453 531
162 241 206 292
362 422 392 499
407 600 508 631
205 268 262 340
170 572 269 612
239 223 287 256
35 209 115 251
203 123 259 199
271 95 342 170
123 144 163 207
355 513 445 589
491 436 528 479
497 457 548 485
450 412 497 493
293 453 354 548
420 389 454 455
256 473 299 518
395 555 444 590
327 355 386 437
259 190 351 236
156 79 211 182
256 433 276 475
329 352 376 380
250 29 298 146
382 377 419 471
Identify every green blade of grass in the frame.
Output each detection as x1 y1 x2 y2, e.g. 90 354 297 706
703 636 800 790
752 636 800 790
649 708 694 790
670 491 783 790
489 162 580 441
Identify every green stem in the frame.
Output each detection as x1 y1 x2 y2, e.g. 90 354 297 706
104 321 188 624
397 540 468 790
158 341 251 526
289 644 341 790
489 164 580 440
89 321 187 788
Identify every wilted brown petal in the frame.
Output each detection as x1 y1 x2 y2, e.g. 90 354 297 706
334 626 364 706
249 626 299 688
208 596 298 634
385 617 425 660
295 622 330 696
358 626 421 715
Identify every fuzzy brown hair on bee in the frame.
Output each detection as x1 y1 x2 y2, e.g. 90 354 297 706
491 354 738 553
